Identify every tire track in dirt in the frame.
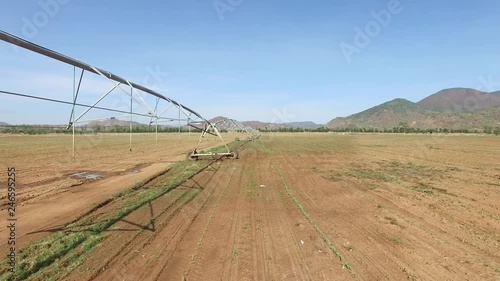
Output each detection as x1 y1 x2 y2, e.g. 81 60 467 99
256 141 353 280
185 157 248 280
262 174 314 280
190 144 270 281
265 140 357 277
248 204 267 281
102 163 229 281
61 161 226 280
89 190 194 280
157 164 237 280
227 154 314 281
150 172 227 281
220 167 248 281
229 148 314 281
64 186 193 280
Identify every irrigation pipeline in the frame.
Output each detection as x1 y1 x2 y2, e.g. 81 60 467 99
0 89 179 122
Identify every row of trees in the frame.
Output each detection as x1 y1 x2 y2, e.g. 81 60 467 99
260 126 500 135
2 124 499 135
98 125 189 133
0 125 195 135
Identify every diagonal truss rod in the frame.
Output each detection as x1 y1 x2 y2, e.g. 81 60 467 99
72 83 120 125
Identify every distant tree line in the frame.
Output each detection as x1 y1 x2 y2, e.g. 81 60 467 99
0 125 197 135
1 124 499 135
259 123 500 135
323 127 500 135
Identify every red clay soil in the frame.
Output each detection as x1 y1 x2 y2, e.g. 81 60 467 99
3 134 500 280
64 143 353 280
0 162 173 257
0 134 223 258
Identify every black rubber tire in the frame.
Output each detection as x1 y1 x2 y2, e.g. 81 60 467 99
186 151 198 161
227 150 239 159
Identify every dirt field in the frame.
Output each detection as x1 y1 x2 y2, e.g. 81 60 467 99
1 133 500 280
0 133 224 255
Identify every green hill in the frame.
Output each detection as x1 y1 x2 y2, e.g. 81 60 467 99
327 99 434 129
327 99 500 130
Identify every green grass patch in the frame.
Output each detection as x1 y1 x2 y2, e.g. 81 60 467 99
350 169 398 183
206 140 242 154
242 223 250 231
231 248 239 262
407 182 448 196
257 139 273 155
311 167 344 182
245 169 257 199
2 232 86 281
328 172 344 182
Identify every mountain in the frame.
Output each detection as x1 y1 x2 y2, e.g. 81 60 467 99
490 91 500 95
240 121 322 130
326 98 500 130
208 117 288 130
210 117 322 131
0 122 9 126
284 121 323 129
327 99 434 129
417 88 500 113
87 118 144 127
241 121 291 130
208 116 226 124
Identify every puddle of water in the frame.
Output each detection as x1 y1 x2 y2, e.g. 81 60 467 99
128 170 139 174
71 171 102 180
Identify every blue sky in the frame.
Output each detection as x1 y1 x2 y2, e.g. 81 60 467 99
1 0 500 124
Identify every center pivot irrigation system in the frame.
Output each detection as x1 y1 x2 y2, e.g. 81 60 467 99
186 117 261 160
0 30 259 159
212 117 260 138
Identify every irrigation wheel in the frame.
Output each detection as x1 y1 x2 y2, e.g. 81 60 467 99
227 150 239 159
186 151 198 161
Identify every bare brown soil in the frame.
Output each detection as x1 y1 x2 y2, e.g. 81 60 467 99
0 133 223 256
1 133 499 280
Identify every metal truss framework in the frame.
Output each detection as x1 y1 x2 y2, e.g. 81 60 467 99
212 117 260 138
0 30 254 158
